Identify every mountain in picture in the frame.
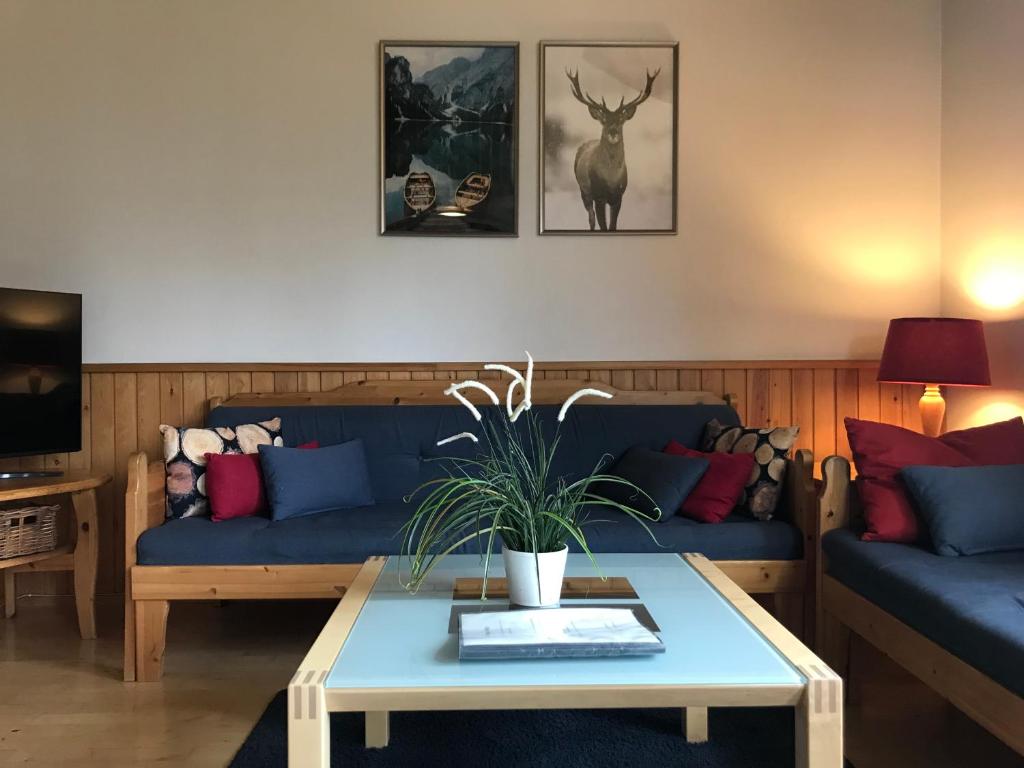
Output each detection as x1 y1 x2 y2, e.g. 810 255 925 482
384 47 515 126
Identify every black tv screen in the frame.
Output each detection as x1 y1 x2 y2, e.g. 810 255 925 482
0 288 82 458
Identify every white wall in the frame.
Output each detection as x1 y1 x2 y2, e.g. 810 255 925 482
0 0 943 363
941 0 1024 428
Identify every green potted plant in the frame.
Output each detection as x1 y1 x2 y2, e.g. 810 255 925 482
400 354 659 607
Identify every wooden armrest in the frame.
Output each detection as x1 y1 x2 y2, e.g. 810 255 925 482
785 449 816 542
813 454 852 648
125 452 165 567
818 455 852 536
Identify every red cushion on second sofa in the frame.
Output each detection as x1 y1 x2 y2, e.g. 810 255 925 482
940 416 1024 464
206 440 319 522
664 440 755 523
844 417 1024 543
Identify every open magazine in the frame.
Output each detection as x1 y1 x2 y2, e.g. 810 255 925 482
459 607 665 660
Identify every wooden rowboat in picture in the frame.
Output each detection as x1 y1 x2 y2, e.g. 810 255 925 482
403 172 436 213
454 172 491 210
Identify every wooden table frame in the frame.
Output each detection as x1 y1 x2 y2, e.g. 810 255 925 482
288 554 842 768
1 472 110 639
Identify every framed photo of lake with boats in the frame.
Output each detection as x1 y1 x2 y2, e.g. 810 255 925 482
380 41 519 236
539 41 678 235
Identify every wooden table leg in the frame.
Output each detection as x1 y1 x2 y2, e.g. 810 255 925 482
365 711 390 748
71 489 99 640
288 678 330 768
684 706 708 743
795 666 844 767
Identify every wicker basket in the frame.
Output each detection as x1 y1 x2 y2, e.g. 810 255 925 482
0 505 59 560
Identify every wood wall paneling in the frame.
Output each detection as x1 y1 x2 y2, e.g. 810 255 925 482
9 360 912 599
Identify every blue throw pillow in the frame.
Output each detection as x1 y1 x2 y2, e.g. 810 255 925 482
901 464 1024 556
594 447 709 521
259 440 375 521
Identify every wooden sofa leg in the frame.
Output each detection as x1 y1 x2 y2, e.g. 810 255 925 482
123 595 137 681
774 593 806 642
135 600 169 682
821 609 851 682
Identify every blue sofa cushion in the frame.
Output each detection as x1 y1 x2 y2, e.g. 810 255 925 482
206 403 740 505
137 503 803 567
823 528 1024 697
596 447 709 520
901 464 1024 556
259 440 374 521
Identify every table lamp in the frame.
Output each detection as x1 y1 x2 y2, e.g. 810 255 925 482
877 317 991 437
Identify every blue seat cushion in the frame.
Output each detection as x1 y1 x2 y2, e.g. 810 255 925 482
137 504 803 566
823 528 1024 697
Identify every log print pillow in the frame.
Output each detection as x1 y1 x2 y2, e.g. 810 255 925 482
160 418 283 518
701 419 800 520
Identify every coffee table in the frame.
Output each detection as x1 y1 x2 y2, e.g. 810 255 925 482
288 553 842 767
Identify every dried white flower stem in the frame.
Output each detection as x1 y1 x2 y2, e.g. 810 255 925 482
557 387 613 422
446 388 482 421
446 380 501 405
523 351 534 408
483 363 526 383
436 432 479 447
484 363 528 419
443 381 499 422
510 398 529 423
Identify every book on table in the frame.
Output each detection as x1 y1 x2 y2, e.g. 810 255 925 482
458 607 665 660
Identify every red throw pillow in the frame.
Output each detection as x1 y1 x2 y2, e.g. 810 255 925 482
845 417 1024 542
664 440 756 523
206 440 319 522
940 416 1024 464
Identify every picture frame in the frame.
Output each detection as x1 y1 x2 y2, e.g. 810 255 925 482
379 40 519 237
539 41 678 235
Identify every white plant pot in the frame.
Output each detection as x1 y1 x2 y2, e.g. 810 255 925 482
502 545 568 608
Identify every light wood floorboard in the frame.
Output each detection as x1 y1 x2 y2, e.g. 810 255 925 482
0 597 1021 767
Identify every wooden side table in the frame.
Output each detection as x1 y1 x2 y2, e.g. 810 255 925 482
0 472 111 639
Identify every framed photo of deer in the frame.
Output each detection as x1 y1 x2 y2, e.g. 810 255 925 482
380 41 519 237
539 41 678 235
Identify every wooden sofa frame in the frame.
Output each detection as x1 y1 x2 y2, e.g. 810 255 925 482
124 381 818 682
816 455 1024 756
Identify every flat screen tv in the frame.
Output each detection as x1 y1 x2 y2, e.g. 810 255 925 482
0 287 82 473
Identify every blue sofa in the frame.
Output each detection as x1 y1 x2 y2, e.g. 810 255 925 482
817 455 1024 755
125 389 816 681
138 402 803 565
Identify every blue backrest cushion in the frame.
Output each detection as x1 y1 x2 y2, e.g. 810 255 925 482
209 403 739 504
258 440 375 521
901 464 1024 556
594 447 709 520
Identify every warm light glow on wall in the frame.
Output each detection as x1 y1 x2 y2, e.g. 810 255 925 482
841 241 924 285
963 238 1024 311
968 399 1024 426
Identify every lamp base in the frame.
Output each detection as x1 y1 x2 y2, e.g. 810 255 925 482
919 385 945 437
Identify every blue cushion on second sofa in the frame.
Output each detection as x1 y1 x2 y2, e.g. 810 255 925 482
901 464 1024 556
823 528 1024 697
259 440 374 521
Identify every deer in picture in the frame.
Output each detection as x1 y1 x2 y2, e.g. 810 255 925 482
565 68 660 231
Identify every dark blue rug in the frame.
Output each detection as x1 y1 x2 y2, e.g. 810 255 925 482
231 690 851 767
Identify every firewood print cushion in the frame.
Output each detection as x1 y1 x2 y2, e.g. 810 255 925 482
159 418 283 519
701 419 800 521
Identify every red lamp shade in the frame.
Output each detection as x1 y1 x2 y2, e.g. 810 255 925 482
877 317 991 387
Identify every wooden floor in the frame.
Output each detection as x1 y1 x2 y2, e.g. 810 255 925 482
1 596 1021 767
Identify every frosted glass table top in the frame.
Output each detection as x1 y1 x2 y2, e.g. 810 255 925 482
326 553 803 691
